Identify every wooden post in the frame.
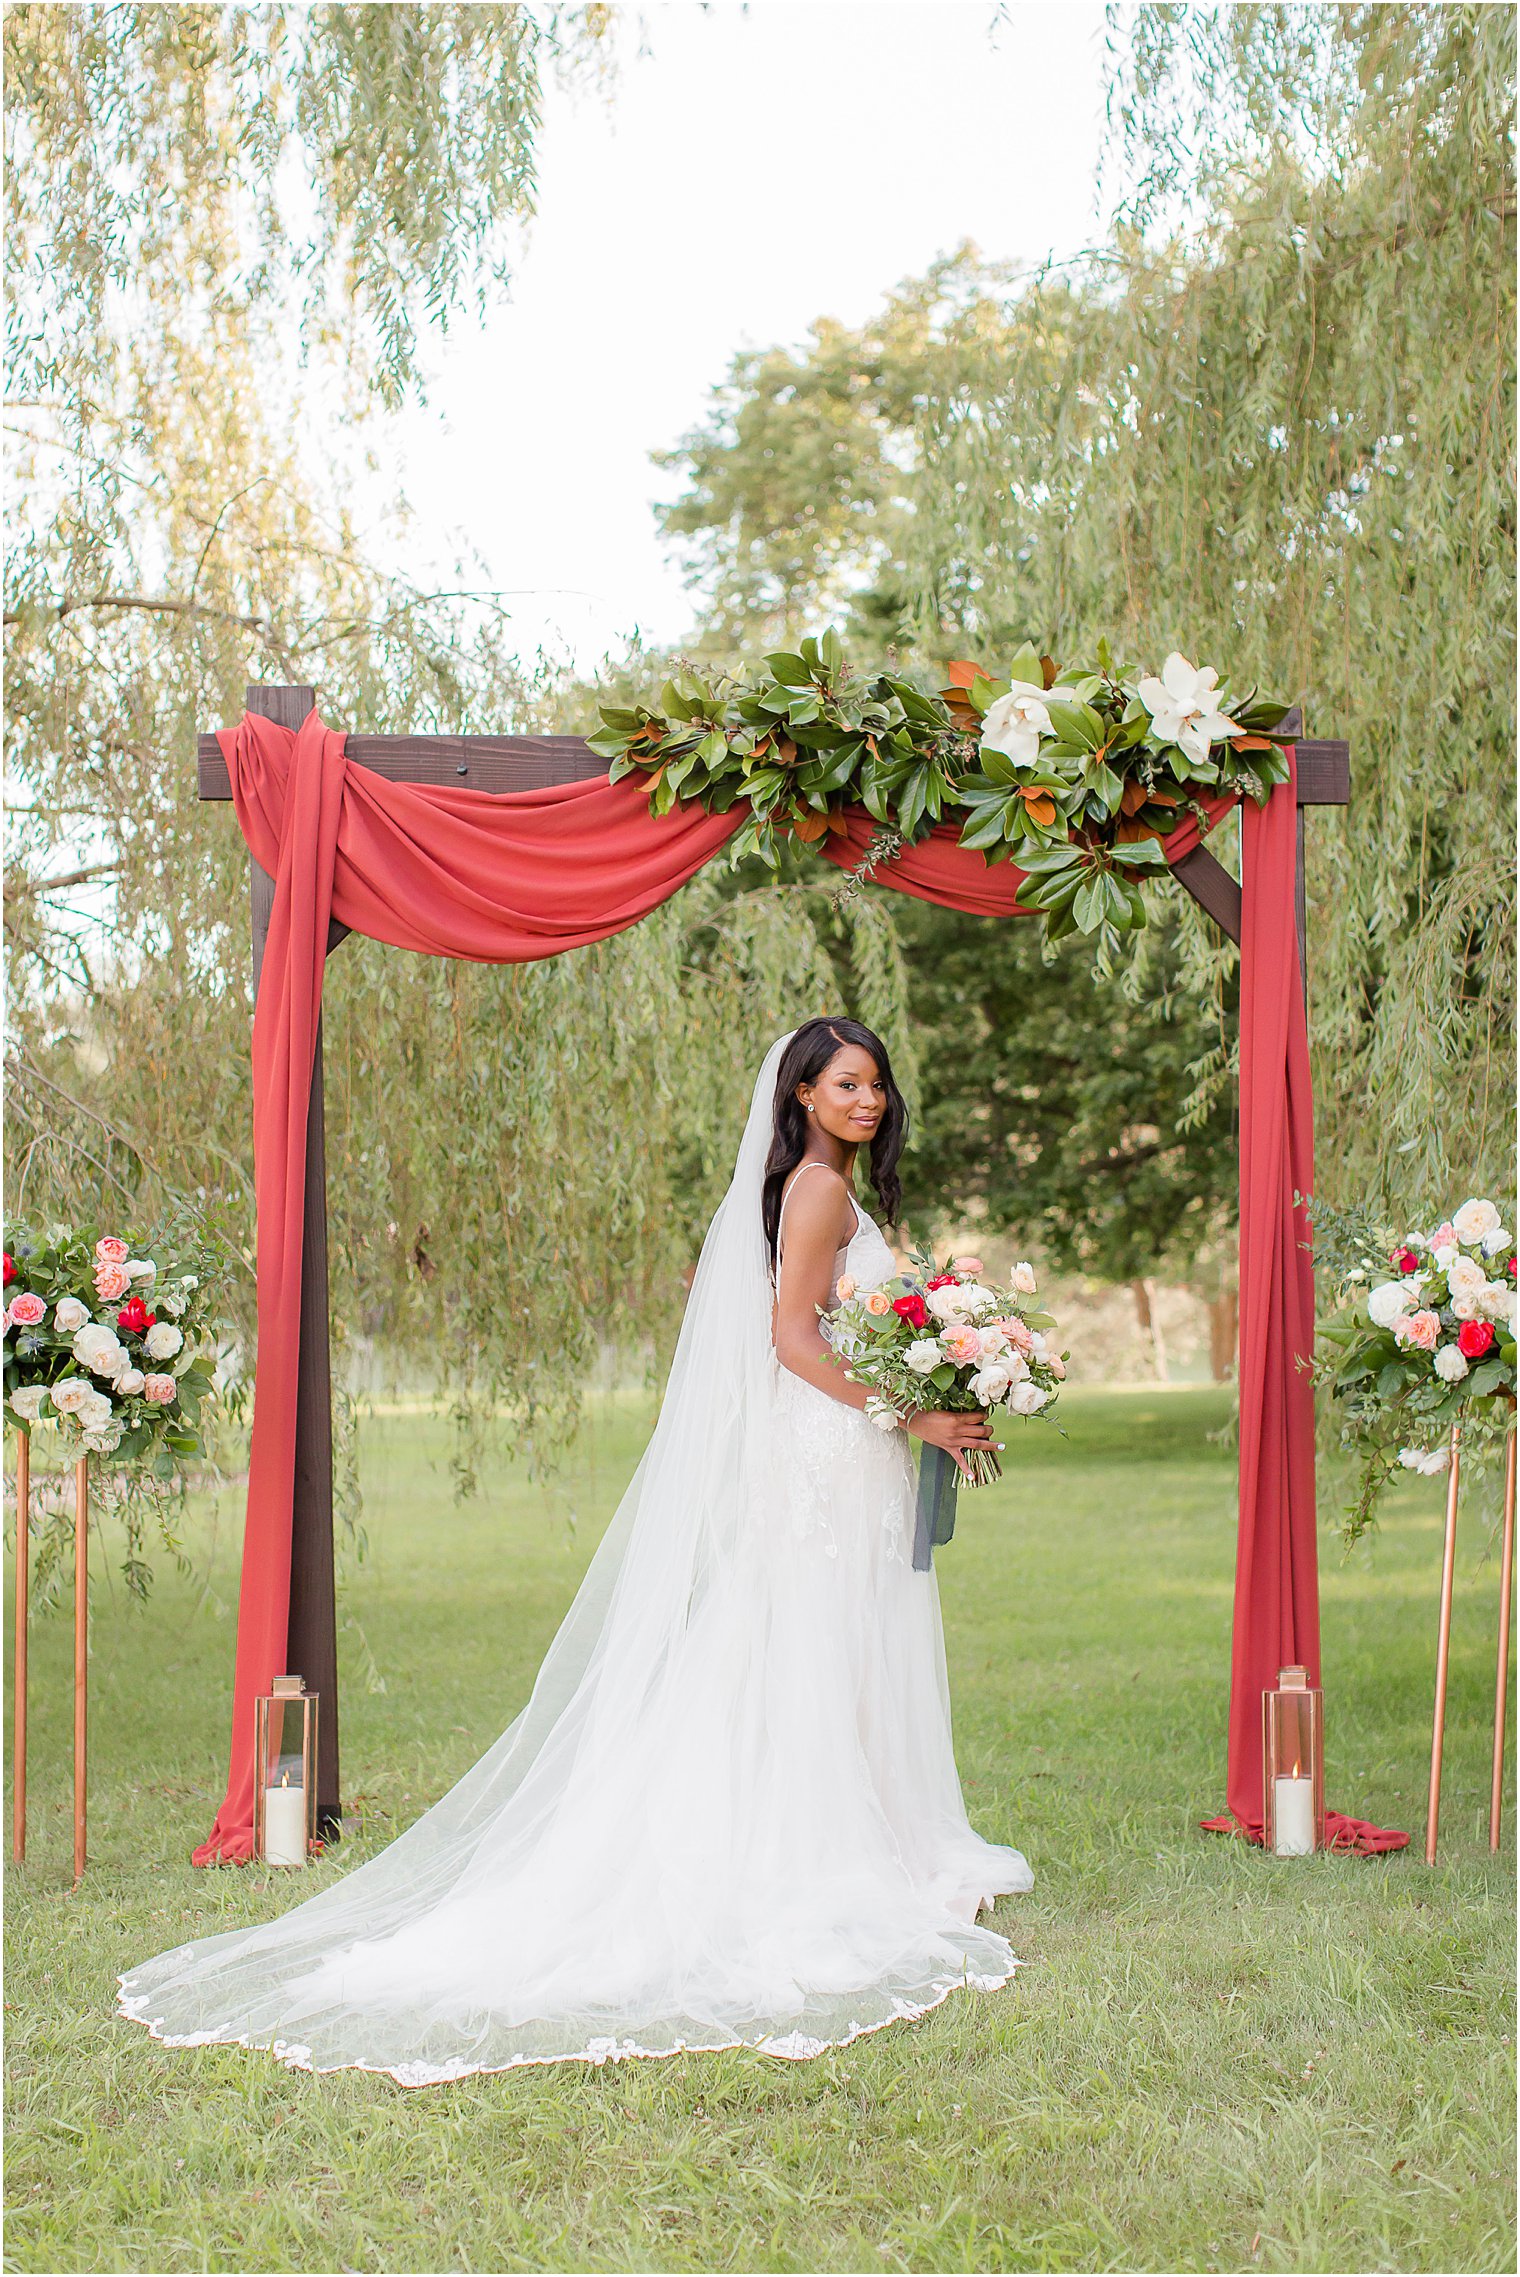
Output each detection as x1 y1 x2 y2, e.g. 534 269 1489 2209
1491 1427 1517 1852
12 1430 28 1864
73 1454 88 1885
245 684 343 1838
1425 1422 1463 1865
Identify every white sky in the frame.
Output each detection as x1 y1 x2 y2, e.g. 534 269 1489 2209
360 0 1111 675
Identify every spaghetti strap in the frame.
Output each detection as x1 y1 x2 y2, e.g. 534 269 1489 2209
777 1161 861 1264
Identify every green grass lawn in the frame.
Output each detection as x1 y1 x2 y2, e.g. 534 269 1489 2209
5 1387 1514 2275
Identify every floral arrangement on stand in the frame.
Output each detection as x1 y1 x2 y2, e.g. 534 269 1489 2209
591 632 1291 948
1313 1195 1518 1543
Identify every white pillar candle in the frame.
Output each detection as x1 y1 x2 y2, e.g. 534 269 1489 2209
263 1777 307 1866
1273 1775 1316 1856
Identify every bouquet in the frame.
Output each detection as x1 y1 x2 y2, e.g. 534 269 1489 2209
824 1246 1067 1568
1313 1194 1517 1542
3 1224 224 1473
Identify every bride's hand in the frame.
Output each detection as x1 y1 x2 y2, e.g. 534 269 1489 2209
907 1408 997 1478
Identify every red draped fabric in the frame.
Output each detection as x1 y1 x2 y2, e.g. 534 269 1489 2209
194 710 1402 1863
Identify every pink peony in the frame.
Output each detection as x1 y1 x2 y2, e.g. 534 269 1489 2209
1394 1309 1441 1351
943 1326 982 1364
94 1237 129 1265
141 1373 177 1404
6 1292 46 1328
93 1263 132 1301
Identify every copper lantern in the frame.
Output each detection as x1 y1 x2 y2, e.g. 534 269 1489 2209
253 1674 317 1866
1263 1664 1324 1856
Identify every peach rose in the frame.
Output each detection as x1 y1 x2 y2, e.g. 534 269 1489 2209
141 1373 177 1404
1394 1309 1441 1351
94 1237 129 1264
993 1316 1035 1355
943 1326 982 1363
864 1290 893 1317
951 1255 984 1277
93 1263 132 1301
835 1275 857 1303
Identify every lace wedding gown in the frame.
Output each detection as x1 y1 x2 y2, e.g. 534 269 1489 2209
118 1034 1031 2084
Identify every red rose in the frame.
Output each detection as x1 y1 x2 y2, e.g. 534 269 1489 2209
1509 1257 1518 1280
116 1296 155 1334
893 1293 929 1330
1392 1247 1420 1275
1457 1319 1495 1359
2 1253 13 1286
925 1273 961 1292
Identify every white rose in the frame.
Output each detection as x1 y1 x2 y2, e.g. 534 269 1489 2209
1012 1261 1038 1295
143 1321 183 1360
959 1284 1000 1318
970 1362 1013 1406
1005 1350 1031 1382
926 1284 973 1325
181 1274 198 1289
83 1419 124 1454
123 1258 156 1283
156 1287 188 1318
905 1339 942 1376
979 687 1053 769
78 1388 115 1427
1399 1444 1451 1475
72 1323 126 1379
1367 1280 1415 1329
1433 1243 1459 1271
8 1386 48 1422
1447 1254 1487 1304
1433 1345 1470 1383
1452 1199 1501 1246
49 1374 92 1414
1481 1227 1512 1258
1006 1380 1050 1416
864 1395 903 1433
1450 1296 1479 1320
1478 1280 1516 1322
115 1366 145 1397
52 1296 90 1333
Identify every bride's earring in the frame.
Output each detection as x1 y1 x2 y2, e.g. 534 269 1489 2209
806 1103 814 1114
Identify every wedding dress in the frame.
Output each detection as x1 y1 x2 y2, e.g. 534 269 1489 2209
118 1032 1031 2084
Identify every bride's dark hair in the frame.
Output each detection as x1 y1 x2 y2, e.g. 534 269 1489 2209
761 1017 908 1266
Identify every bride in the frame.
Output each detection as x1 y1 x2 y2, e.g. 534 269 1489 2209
118 1019 1032 2084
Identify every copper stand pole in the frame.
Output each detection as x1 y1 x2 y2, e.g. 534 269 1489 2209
1425 1422 1463 1865
12 1431 29 1864
1489 1428 1517 1852
72 1456 88 1886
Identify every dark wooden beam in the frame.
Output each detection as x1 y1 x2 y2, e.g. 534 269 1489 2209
1171 846 1242 945
245 683 343 1840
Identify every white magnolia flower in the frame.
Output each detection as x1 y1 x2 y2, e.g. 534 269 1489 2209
1482 1226 1513 1258
1007 1380 1050 1416
1368 1279 1416 1328
1433 1345 1470 1383
1012 1261 1038 1296
71 1323 126 1379
1447 1254 1488 1304
143 1321 183 1361
1452 1198 1501 1246
123 1258 157 1284
905 1339 942 1376
1432 1242 1459 1271
8 1386 49 1422
979 687 1053 769
49 1374 93 1414
115 1366 146 1397
156 1287 188 1318
1399 1444 1451 1475
1136 652 1239 767
970 1362 1014 1406
926 1284 974 1325
52 1296 90 1334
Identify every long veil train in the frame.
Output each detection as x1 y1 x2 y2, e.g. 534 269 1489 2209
118 1031 1030 2083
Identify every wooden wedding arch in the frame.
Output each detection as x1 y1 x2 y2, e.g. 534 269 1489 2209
198 681 1350 1834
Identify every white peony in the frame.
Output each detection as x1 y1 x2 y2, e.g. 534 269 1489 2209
8 1386 48 1422
1447 1253 1488 1304
115 1366 146 1397
1452 1198 1501 1246
49 1374 93 1414
1399 1444 1451 1475
980 687 1053 769
970 1362 1013 1406
1433 1345 1470 1383
1367 1279 1416 1329
926 1284 974 1325
71 1323 125 1379
1012 1261 1038 1295
1006 1380 1050 1416
143 1321 183 1360
905 1339 942 1376
52 1296 90 1333
1136 653 1239 767
1482 1227 1513 1258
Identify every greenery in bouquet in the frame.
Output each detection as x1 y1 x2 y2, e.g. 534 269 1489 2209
1312 1194 1517 1545
3 1209 244 1598
591 630 1289 954
823 1244 1068 1487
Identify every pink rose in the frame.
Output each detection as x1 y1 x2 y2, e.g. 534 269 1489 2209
94 1237 130 1265
951 1256 984 1277
141 1373 177 1404
93 1264 132 1301
1433 1223 1457 1251
835 1275 856 1303
993 1316 1035 1355
943 1327 982 1364
6 1292 46 1328
1394 1309 1441 1351
1048 1355 1068 1379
